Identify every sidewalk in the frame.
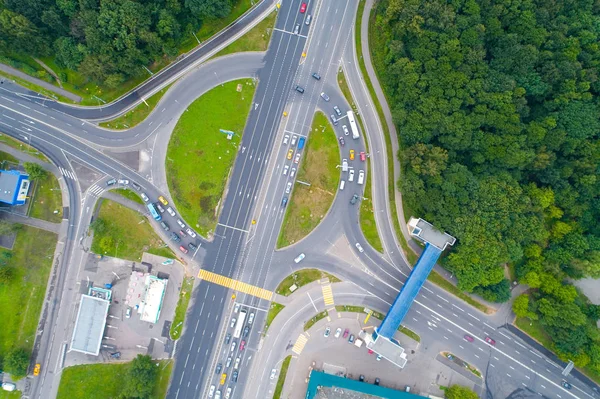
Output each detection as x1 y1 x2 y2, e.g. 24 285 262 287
0 210 61 233
0 63 82 102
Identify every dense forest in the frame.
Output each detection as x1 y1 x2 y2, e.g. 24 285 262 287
373 0 600 370
0 0 233 88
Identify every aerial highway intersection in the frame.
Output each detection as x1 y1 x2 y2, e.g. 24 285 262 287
0 0 598 399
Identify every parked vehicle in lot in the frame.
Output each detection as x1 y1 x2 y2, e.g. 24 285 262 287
290 168 296 177
360 151 366 161
270 368 277 380
350 194 359 205
170 232 181 242
186 228 197 238
283 134 289 145
357 170 365 185
464 334 474 342
179 245 188 254
349 169 355 182
339 136 345 146
343 328 349 338
485 336 496 345
167 207 176 216
177 219 185 228
342 125 349 135
291 135 297 146
141 193 149 202
295 84 304 93
160 221 169 231
312 72 320 80
305 15 312 25
294 253 306 263
355 243 364 253
321 92 330 101
179 230 186 237
188 242 197 251
342 159 348 172
132 182 141 191
324 327 331 337
158 196 168 205
339 180 345 190
335 327 342 338
348 334 355 343
287 149 294 160
334 105 342 116
106 178 117 186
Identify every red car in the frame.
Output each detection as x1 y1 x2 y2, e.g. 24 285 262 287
485 336 496 345
360 151 366 161
240 340 246 351
464 334 474 342
300 2 307 13
179 245 189 254
342 328 349 338
368 349 374 354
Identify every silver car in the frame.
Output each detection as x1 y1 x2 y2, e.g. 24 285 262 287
321 92 330 102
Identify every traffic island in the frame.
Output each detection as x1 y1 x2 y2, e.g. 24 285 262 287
438 352 483 384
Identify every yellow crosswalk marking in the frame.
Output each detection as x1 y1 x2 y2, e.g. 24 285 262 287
322 284 334 306
292 334 308 354
197 269 273 301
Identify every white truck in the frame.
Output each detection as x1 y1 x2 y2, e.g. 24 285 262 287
347 111 360 139
354 338 364 348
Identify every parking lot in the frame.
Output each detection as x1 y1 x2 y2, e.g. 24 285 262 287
65 253 184 366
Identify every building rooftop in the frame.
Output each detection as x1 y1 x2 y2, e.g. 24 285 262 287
70 294 110 356
0 170 28 205
365 334 407 369
407 218 455 251
139 275 167 324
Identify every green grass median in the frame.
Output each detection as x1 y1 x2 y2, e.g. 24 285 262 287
170 276 195 340
276 269 341 296
264 302 285 334
277 112 340 248
166 79 255 237
272 355 292 399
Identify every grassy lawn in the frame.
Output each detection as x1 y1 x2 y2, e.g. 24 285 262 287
0 391 21 399
0 151 18 165
112 188 144 205
166 79 255 237
170 276 195 340
0 70 75 104
304 310 328 331
0 133 49 162
57 359 172 399
213 10 278 58
275 269 340 296
90 200 175 261
99 84 172 130
264 302 285 334
277 112 340 248
0 226 57 357
272 355 292 399
29 172 63 223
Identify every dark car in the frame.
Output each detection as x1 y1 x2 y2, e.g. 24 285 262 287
131 182 141 191
232 370 239 383
215 363 222 374
348 334 355 343
170 232 181 242
562 381 572 390
359 375 365 382
225 333 231 345
160 221 170 231
350 194 359 205
374 378 380 386
281 197 288 207
295 85 304 93
110 352 121 359
312 72 321 80
243 326 250 338
333 105 342 116
188 243 197 251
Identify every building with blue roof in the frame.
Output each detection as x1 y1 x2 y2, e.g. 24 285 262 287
0 169 30 205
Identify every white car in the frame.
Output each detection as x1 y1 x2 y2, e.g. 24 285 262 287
348 169 355 182
141 193 149 202
357 170 365 185
167 207 176 216
270 369 277 380
291 135 297 146
118 179 129 185
234 303 240 313
283 164 289 175
290 168 296 177
234 357 241 369
283 134 289 145
208 385 216 398
177 219 185 229
186 228 197 238
285 182 292 194
230 318 236 328
294 153 301 164
294 253 305 263
215 390 222 399
356 243 364 253
225 387 232 399
230 341 237 352
248 312 255 324
334 327 342 338
343 125 349 136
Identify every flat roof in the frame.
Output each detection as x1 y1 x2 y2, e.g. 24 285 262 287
307 370 426 399
366 334 407 369
0 170 26 204
407 218 455 251
378 244 442 338
70 294 110 356
140 275 167 323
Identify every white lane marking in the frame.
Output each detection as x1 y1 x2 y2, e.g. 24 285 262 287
468 313 480 321
436 294 449 303
452 304 464 312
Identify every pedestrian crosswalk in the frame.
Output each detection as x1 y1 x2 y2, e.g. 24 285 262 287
198 269 273 301
322 284 334 306
88 184 105 197
59 167 77 181
292 334 308 354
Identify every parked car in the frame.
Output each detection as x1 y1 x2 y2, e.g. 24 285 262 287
294 24 300 34
360 151 366 161
334 328 342 338
160 221 169 231
291 135 297 146
131 182 141 191
343 328 349 338
230 318 236 328
281 197 288 207
34 363 41 376
158 196 168 205
106 178 117 186
324 327 331 337
294 153 301 164
334 105 342 116
270 369 277 380
239 340 246 351
188 242 197 251
155 203 165 213
305 14 312 25
232 370 239 382
141 193 149 202
350 194 359 205
295 85 304 93
248 312 255 324
290 168 296 177
374 378 380 386
287 149 294 160
177 219 185 229
283 134 289 145
339 136 345 146
359 375 365 382
350 149 355 160
118 179 129 185
170 232 181 242
348 334 355 343
179 245 189 254
285 181 292 194
343 125 349 135
283 164 289 175
243 325 250 338
167 207 176 216
186 228 197 238
225 333 231 344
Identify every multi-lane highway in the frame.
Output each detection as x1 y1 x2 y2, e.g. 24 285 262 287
0 0 598 398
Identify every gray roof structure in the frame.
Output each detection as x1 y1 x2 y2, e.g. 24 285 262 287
407 217 456 251
0 171 21 203
69 294 110 356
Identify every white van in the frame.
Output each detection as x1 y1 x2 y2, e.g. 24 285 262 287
2 382 16 392
339 180 345 190
357 170 365 185
342 159 348 172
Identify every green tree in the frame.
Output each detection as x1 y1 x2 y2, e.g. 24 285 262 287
513 294 537 320
185 0 232 19
120 355 157 399
0 266 15 284
23 162 47 180
5 347 30 378
445 385 479 399
474 279 511 303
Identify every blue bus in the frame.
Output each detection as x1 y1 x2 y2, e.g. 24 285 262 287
147 203 161 221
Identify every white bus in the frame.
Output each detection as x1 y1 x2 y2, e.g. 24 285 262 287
347 111 360 139
233 309 247 339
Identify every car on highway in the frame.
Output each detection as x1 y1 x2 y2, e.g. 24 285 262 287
230 318 236 328
321 92 330 102
232 370 239 383
179 245 188 254
225 333 231 344
118 179 129 185
186 228 197 238
270 368 277 380
239 340 246 351
285 182 292 194
225 387 232 399
342 125 349 135
215 363 222 374
167 207 175 216
339 136 345 146
283 134 289 145
312 72 320 80
343 328 349 338
243 325 250 338
335 328 342 338
290 168 296 177
156 203 165 213
215 390 222 399
464 334 474 342
34 363 41 376
485 336 496 345
160 221 169 231
334 105 342 116
281 197 288 207
356 243 364 253
170 232 181 242
562 380 572 390
248 312 255 324
291 135 297 146
230 342 237 352
358 170 365 185
349 169 355 182
350 194 359 205
220 373 227 385
348 334 355 343
106 178 117 186
300 2 307 12
158 196 168 205
283 164 289 175
350 149 355 160
208 385 216 398
141 193 149 202
287 149 294 160
295 85 304 93
234 356 241 369
305 14 312 25
188 243 197 251
226 357 232 367
294 253 306 263
294 24 300 34
324 327 331 337
177 219 185 228
294 153 301 164
360 151 366 161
